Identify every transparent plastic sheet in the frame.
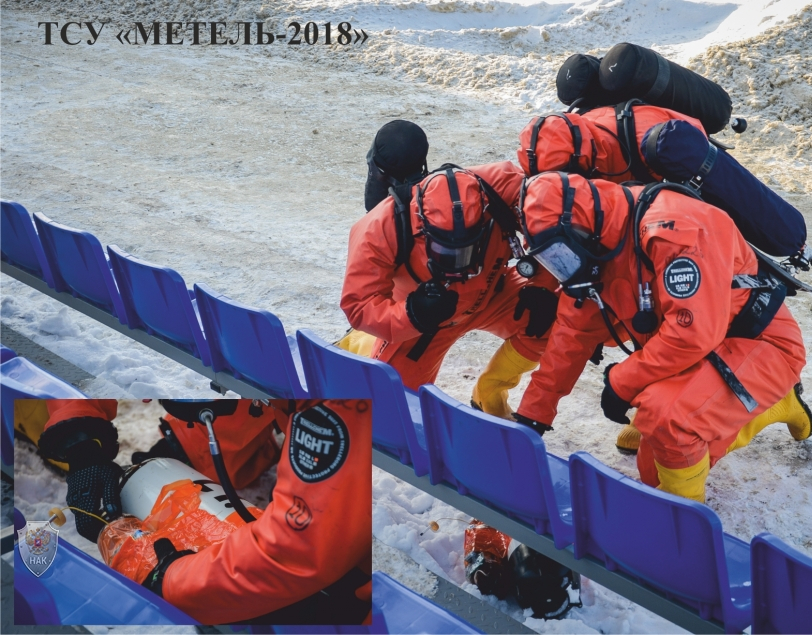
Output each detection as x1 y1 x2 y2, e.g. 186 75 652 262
98 478 262 584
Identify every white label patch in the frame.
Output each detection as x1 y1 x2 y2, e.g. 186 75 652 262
664 257 701 299
289 405 349 483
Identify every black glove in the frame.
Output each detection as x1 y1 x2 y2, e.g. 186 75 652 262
601 363 632 424
512 412 554 436
406 281 459 333
513 287 559 338
65 439 124 542
142 538 195 597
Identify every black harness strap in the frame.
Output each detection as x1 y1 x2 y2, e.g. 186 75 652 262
643 53 671 102
445 169 466 239
687 142 718 191
390 184 422 284
406 331 437 362
615 100 656 184
706 351 758 412
643 121 667 176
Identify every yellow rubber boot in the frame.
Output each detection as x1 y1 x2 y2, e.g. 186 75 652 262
334 329 376 358
471 340 538 420
616 418 641 455
14 400 69 471
655 453 710 504
726 383 812 454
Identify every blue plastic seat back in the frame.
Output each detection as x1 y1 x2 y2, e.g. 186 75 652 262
14 534 196 624
569 452 751 631
194 283 308 398
370 571 483 634
1 357 86 467
419 384 573 545
107 245 211 365
267 572 481 634
1 344 16 363
296 329 428 476
1 201 55 286
33 212 127 323
751 532 812 634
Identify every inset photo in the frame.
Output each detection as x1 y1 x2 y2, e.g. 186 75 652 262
11 398 372 626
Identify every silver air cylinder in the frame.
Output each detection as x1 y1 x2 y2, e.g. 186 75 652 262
120 457 259 522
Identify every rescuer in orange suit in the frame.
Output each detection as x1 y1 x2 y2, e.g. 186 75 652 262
36 398 372 624
516 103 705 183
510 172 810 502
340 162 560 417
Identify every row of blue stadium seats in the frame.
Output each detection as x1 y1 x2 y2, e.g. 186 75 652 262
3 201 811 634
12 508 477 632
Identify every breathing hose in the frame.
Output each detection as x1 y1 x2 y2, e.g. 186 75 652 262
199 409 257 524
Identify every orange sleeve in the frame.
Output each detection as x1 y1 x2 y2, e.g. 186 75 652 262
45 399 117 431
468 161 526 207
609 200 751 402
516 296 608 424
340 199 421 343
163 400 372 624
164 400 281 489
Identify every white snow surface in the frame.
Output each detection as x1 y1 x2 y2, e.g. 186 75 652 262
2 0 811 632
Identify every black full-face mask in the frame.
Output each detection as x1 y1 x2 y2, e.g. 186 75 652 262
416 169 494 283
519 173 627 300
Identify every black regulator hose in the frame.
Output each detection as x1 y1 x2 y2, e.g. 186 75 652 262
200 409 257 524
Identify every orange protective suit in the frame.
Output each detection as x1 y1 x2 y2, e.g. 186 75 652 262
340 161 555 391
515 174 806 486
517 105 704 182
43 399 372 624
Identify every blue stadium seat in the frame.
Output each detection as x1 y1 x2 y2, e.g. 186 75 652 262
1 201 55 287
268 572 482 634
296 329 428 476
569 452 751 633
33 213 128 324
194 283 308 398
14 510 196 625
1 356 86 469
370 571 483 634
419 385 573 546
107 245 211 366
751 532 812 634
1 344 16 363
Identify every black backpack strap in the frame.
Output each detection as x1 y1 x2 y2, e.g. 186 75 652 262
615 100 655 184
390 184 422 284
643 122 667 176
687 142 718 191
643 53 671 102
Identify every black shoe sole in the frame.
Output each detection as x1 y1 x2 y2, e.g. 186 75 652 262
794 383 812 440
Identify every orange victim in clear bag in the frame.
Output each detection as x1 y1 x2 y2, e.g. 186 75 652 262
99 475 261 584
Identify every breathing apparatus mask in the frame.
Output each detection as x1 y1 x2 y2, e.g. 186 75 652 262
416 168 494 282
517 172 627 302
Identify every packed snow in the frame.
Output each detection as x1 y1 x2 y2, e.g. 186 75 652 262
2 0 811 632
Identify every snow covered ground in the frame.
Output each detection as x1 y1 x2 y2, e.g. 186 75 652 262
2 0 811 632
